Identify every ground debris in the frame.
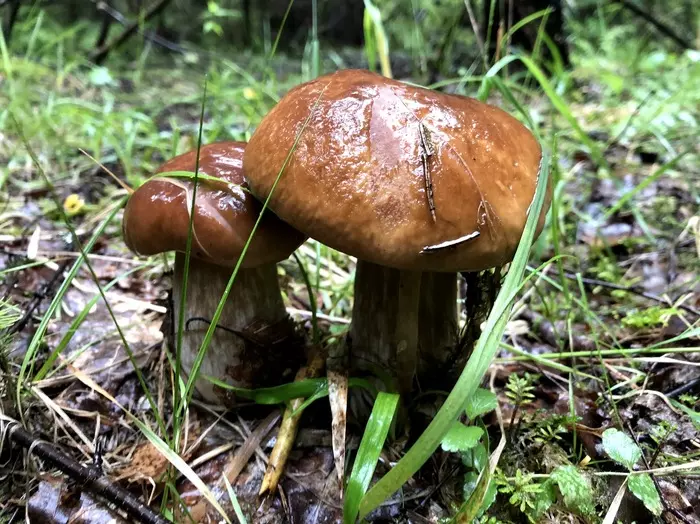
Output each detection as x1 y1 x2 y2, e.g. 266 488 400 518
28 476 130 524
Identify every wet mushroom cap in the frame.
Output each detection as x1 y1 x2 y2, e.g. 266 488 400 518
243 69 551 272
123 141 307 267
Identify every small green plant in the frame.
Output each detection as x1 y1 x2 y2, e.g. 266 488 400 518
202 1 241 38
622 305 679 328
496 465 596 522
602 428 663 516
446 388 500 521
505 373 537 406
531 414 576 445
505 372 537 437
678 394 698 407
496 469 547 521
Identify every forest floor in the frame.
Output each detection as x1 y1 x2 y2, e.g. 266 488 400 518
1 11 699 524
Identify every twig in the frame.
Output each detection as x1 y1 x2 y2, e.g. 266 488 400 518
418 122 437 222
5 258 72 335
518 309 598 352
94 2 113 49
664 376 700 399
90 0 173 65
615 0 692 50
95 0 187 55
259 348 326 495
0 416 167 524
563 271 700 317
463 0 487 67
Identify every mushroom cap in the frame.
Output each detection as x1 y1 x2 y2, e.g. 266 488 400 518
122 141 307 268
243 69 551 272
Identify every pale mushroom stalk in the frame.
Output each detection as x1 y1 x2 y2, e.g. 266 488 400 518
171 254 292 404
349 262 422 394
350 265 500 394
123 141 307 405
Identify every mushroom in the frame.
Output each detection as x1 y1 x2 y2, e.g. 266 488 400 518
243 69 551 395
122 141 307 404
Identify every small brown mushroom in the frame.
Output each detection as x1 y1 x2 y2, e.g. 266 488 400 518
123 141 307 404
243 69 551 396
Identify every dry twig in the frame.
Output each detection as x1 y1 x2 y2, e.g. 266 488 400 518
0 416 167 524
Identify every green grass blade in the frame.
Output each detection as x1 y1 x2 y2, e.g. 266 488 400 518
223 475 248 524
478 54 605 168
344 392 400 524
34 264 146 381
310 0 320 79
603 150 688 219
173 78 208 434
293 252 320 345
359 152 551 519
133 419 231 523
17 197 126 412
204 376 376 405
363 0 392 78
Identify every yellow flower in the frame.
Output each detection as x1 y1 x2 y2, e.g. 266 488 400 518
63 194 85 216
242 87 258 100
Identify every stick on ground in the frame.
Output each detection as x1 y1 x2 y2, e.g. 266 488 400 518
1 416 168 524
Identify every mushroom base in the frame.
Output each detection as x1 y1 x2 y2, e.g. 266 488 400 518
348 260 422 394
348 261 502 398
170 253 300 406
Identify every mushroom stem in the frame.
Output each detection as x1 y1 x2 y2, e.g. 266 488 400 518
348 260 422 394
171 253 298 405
417 272 459 384
350 267 500 396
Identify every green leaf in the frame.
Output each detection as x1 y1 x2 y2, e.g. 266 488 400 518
465 388 498 420
462 442 489 472
602 428 641 470
344 392 399 524
203 376 375 406
670 399 700 430
460 469 498 521
550 465 595 516
532 479 557 518
359 151 551 519
441 423 484 452
628 473 662 516
223 476 247 524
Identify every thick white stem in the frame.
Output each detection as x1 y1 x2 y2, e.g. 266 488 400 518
171 253 297 405
417 272 459 387
348 260 422 394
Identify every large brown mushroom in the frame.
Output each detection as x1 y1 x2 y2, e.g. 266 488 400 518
243 69 551 395
123 141 307 404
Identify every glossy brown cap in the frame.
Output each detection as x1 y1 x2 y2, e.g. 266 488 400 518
243 69 551 272
122 141 307 268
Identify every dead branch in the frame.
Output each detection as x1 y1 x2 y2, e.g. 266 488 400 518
1 416 168 524
563 271 700 318
615 0 692 50
90 0 173 65
6 258 72 336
